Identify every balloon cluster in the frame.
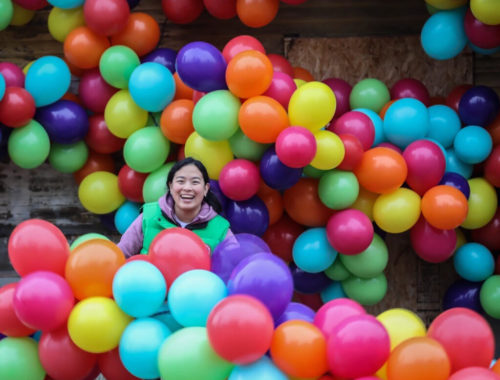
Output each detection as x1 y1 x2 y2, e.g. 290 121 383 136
2 219 500 380
421 0 500 59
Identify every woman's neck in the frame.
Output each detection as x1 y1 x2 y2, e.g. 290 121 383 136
174 204 202 224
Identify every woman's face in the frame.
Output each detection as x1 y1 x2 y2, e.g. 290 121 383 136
169 164 209 213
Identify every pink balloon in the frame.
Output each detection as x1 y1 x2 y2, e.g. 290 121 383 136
219 159 260 201
376 142 403 154
313 298 365 339
322 78 352 120
390 78 431 106
222 35 266 62
449 367 500 380
327 314 390 379
263 71 297 110
13 271 75 332
275 126 316 168
326 209 374 255
410 217 457 263
464 9 500 50
79 69 118 113
329 111 375 150
402 139 446 196
267 54 294 77
0 62 25 88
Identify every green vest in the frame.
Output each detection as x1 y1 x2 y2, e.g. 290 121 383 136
141 202 230 254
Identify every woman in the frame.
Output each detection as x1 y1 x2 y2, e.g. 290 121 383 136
118 157 234 258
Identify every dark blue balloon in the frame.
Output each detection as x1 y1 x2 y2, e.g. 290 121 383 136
126 0 140 9
99 211 118 233
35 100 89 144
0 332 5 340
289 262 331 294
442 279 482 312
439 171 471 199
260 146 303 191
142 48 177 74
209 179 228 212
275 302 316 327
225 196 269 236
458 85 500 127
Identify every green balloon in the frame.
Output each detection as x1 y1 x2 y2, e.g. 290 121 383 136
8 120 50 169
0 337 45 380
124 126 170 173
229 129 269 161
70 233 110 250
349 78 390 113
192 90 241 141
324 258 351 281
339 234 388 278
303 165 327 179
99 45 140 89
158 327 233 380
143 162 174 203
49 141 89 173
480 275 500 319
318 169 359 209
0 0 13 31
342 273 387 306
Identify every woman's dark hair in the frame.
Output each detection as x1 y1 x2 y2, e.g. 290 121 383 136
166 157 222 213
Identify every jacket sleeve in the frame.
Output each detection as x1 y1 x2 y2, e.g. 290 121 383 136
117 214 144 258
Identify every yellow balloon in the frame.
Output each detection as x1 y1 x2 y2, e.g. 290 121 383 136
293 78 306 88
373 188 421 233
105 90 148 138
461 177 497 229
288 81 336 132
68 297 132 353
184 132 233 180
310 130 345 170
351 186 379 220
48 7 85 43
471 0 500 25
10 3 34 26
23 61 34 75
425 0 467 9
78 171 125 214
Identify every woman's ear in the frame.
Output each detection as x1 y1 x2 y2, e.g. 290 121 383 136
204 182 210 197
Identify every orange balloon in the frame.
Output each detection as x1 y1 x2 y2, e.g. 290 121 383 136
160 99 195 144
379 99 397 119
353 147 408 194
491 359 500 374
173 72 194 101
73 151 115 184
421 185 468 230
270 320 328 378
239 96 289 143
283 178 333 227
64 26 110 69
236 0 279 28
258 188 284 225
387 337 451 380
65 239 126 300
293 66 314 82
110 12 160 57
226 50 273 99
487 113 500 146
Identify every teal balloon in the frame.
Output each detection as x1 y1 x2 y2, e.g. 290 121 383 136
349 78 390 113
49 141 88 173
339 233 388 278
229 129 269 161
453 125 493 164
192 90 241 141
383 98 429 148
0 0 13 31
124 126 170 173
114 201 141 234
318 169 359 209
152 302 183 333
427 105 461 148
324 258 351 281
25 56 70 107
342 273 388 306
8 120 50 169
480 275 500 319
293 228 338 273
355 108 385 146
143 162 174 202
70 233 110 250
99 45 140 89
228 356 288 380
303 165 327 179
0 337 45 380
454 242 494 282
320 281 346 303
445 147 473 178
0 72 5 101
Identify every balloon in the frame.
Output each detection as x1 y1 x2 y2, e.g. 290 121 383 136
70 233 109 250
480 275 500 318
229 129 270 161
64 26 110 69
454 242 494 282
293 228 337 273
161 0 203 24
73 150 115 184
160 99 195 144
449 367 500 380
376 308 426 351
236 0 279 28
443 279 482 311
84 115 125 155
228 356 288 380
225 196 269 236
454 125 493 164
129 62 175 112
117 165 147 203
99 45 140 90
222 35 265 62
83 0 129 36
373 188 421 233
226 50 273 99
410 217 457 263
98 347 140 380
78 171 125 214
339 233 388 278
219 159 260 201
439 172 470 199
421 185 468 230
48 141 88 173
47 7 85 43
123 126 170 173
0 0 13 31
470 208 500 251
484 145 500 187
110 12 160 57
262 214 304 262
142 162 174 202
290 261 331 294
0 283 36 337
78 70 118 114
184 132 233 179
390 78 430 106
330 111 375 150
321 77 351 120
0 337 45 380
310 129 345 170
349 78 390 113
342 273 388 305
470 0 500 25
104 90 148 138
0 87 35 128
459 85 499 127
461 177 497 229
318 167 359 211
427 104 461 148
263 71 297 109
383 98 429 148
8 119 50 169
275 301 315 326
313 298 365 339
260 146 302 190
142 47 177 73
350 186 378 220
326 209 373 255
324 259 351 281
464 9 500 49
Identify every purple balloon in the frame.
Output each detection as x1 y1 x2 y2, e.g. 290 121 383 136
175 41 227 92
209 179 228 212
275 302 316 326
225 196 269 236
142 48 177 74
260 146 302 191
35 100 89 144
228 252 293 319
0 332 5 340
442 279 482 312
290 262 332 294
439 171 471 199
458 85 500 127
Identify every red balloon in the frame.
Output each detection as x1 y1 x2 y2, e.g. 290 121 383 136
268 54 294 77
84 0 130 36
0 87 36 128
203 0 237 19
79 69 118 114
470 208 500 251
329 111 374 150
85 115 125 154
12 0 47 10
222 35 266 62
161 0 204 24
448 367 500 380
0 283 35 337
98 348 141 380
294 292 323 311
39 327 97 380
464 9 500 50
0 62 25 88
337 134 364 171
117 164 148 203
73 150 115 184
484 145 500 187
262 214 304 262
446 84 473 113
410 216 456 263
390 78 430 106
8 219 70 277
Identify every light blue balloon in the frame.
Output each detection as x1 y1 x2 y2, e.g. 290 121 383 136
421 9 467 60
114 201 142 234
113 260 167 318
454 243 494 282
47 0 84 9
129 62 176 112
292 228 337 273
355 108 385 146
228 356 288 380
320 280 346 303
445 148 473 178
0 73 5 102
427 105 461 148
383 98 429 148
453 125 492 164
168 270 227 327
25 56 70 107
119 318 171 379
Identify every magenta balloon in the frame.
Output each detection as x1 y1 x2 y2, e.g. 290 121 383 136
402 139 446 195
410 217 457 263
275 126 316 168
78 69 118 114
322 77 352 119
464 9 500 50
448 367 500 380
263 71 297 110
390 78 431 106
313 298 365 339
329 111 375 150
219 159 260 201
0 62 25 88
326 209 374 255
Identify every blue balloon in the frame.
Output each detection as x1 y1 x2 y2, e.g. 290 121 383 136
129 62 176 112
25 56 71 107
119 318 171 379
113 260 167 318
439 171 470 198
442 279 482 312
427 104 461 148
445 148 473 178
275 302 315 327
225 196 269 236
289 262 331 294
458 85 500 127
47 0 84 9
260 146 302 190
0 73 5 101
453 125 493 164
383 98 429 148
142 48 177 73
293 228 337 273
421 9 467 60
114 201 141 234
168 270 227 327
454 242 495 282
228 356 288 380
355 108 385 146
320 281 347 303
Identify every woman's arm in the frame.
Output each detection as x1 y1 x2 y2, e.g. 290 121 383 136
117 214 145 258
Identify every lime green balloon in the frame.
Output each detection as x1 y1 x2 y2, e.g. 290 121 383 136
0 0 13 31
318 169 359 209
143 162 174 203
105 90 148 138
158 327 234 380
480 275 500 319
461 178 497 229
192 90 241 141
99 45 140 89
339 233 388 278
342 273 387 306
303 165 327 179
70 233 110 250
78 171 125 214
48 7 85 43
0 337 45 380
229 129 269 161
8 120 50 169
324 258 351 281
349 78 390 113
124 126 170 173
49 141 88 173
